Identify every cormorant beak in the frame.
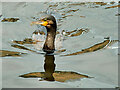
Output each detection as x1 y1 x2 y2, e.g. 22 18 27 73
31 20 48 26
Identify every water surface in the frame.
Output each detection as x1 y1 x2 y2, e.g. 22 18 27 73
1 2 119 88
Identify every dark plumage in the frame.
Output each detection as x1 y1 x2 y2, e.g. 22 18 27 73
31 15 57 53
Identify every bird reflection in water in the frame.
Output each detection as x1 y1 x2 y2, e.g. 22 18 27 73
19 53 90 82
43 54 55 81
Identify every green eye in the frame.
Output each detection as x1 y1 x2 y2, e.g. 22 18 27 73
44 18 47 21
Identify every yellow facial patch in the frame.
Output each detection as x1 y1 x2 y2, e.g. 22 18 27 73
41 21 48 26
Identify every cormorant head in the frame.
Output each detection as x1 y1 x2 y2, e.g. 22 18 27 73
31 14 57 29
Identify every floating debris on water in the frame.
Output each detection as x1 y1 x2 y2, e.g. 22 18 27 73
1 18 19 22
63 40 111 56
94 2 107 6
65 9 79 13
49 4 58 7
65 2 117 9
58 7 66 10
33 30 45 35
80 16 86 18
68 2 108 6
62 15 73 18
105 5 120 9
105 40 119 48
70 30 84 37
19 71 91 82
56 49 66 53
31 17 36 19
82 40 110 52
70 29 89 37
12 38 34 45
0 50 26 57
68 2 86 6
12 37 43 45
11 44 36 52
110 1 115 5
65 30 77 35
63 28 89 37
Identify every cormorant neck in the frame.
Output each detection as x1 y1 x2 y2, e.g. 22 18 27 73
43 25 57 53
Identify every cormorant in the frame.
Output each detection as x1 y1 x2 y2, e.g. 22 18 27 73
31 14 57 53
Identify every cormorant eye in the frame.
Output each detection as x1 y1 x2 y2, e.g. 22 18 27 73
44 18 47 21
